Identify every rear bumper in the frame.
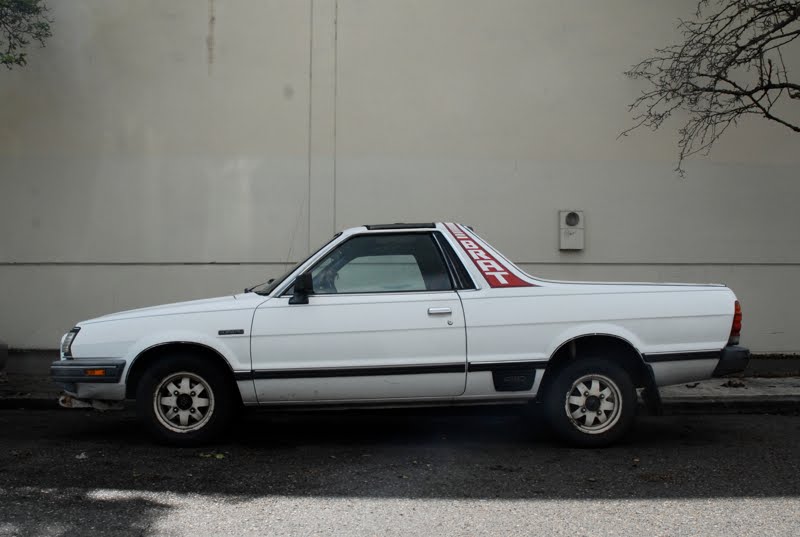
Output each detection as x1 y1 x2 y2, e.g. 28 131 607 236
712 345 750 377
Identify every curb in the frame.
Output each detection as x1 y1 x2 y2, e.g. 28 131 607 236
0 398 60 410
1 395 797 415
0 340 7 373
660 397 800 415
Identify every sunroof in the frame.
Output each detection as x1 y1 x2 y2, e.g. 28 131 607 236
364 223 436 230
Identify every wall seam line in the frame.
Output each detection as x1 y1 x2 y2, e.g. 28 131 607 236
332 0 338 232
306 0 314 254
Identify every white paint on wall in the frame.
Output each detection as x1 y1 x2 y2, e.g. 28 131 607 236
1 0 798 350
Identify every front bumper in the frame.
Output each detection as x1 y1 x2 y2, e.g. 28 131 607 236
51 359 127 400
712 345 750 377
51 359 126 384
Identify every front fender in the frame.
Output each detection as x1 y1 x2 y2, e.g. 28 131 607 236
122 329 250 378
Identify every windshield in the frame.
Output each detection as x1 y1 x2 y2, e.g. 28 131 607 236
248 232 342 295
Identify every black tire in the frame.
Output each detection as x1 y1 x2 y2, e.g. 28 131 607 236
136 352 235 446
543 358 636 448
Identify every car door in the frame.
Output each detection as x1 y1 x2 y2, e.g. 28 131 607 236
250 232 468 402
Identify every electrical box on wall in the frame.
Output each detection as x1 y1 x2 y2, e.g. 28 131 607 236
559 210 584 250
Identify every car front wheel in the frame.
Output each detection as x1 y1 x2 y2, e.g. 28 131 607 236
136 355 234 446
543 358 636 448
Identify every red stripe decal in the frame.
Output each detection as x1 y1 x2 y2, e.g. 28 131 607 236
445 224 534 288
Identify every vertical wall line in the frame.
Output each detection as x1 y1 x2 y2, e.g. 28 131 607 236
307 0 315 253
333 0 338 231
206 0 215 76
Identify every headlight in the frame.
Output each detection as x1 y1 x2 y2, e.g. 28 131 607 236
61 327 80 358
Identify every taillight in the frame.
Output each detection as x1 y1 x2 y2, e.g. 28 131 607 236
729 300 742 345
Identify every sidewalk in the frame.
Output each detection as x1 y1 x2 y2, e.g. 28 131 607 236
659 376 800 414
0 351 62 405
1 350 799 413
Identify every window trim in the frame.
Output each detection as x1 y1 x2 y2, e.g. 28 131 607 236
280 231 458 297
432 231 476 290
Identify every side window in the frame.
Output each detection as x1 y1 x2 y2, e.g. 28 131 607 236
309 233 453 294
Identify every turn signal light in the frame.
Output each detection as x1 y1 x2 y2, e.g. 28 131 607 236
84 369 107 377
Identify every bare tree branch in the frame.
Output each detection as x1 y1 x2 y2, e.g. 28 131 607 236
0 0 52 69
622 0 800 176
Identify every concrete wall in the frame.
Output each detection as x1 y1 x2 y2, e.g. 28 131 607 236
1 0 798 352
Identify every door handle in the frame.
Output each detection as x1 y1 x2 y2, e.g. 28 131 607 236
427 307 452 315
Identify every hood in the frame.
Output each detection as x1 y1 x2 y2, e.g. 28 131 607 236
80 293 265 325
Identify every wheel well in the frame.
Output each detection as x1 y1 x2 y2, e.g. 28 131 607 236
125 342 242 405
539 335 649 394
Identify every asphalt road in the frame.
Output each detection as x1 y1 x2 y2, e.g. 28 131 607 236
1 407 799 536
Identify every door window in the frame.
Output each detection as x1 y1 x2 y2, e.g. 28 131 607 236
309 233 453 294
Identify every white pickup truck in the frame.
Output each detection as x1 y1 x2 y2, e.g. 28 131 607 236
52 222 748 447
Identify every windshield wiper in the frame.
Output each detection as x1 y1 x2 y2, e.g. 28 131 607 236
244 278 275 294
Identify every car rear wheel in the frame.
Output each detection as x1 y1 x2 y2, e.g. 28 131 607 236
543 358 636 448
136 354 234 446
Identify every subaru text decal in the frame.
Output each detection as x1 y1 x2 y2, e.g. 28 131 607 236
445 224 535 288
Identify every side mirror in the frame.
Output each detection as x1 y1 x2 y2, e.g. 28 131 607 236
289 273 313 305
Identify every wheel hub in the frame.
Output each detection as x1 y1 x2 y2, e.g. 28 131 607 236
176 393 193 410
585 395 601 412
